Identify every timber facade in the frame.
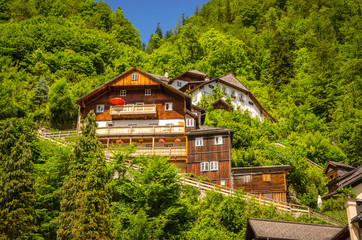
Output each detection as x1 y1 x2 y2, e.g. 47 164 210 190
76 67 233 186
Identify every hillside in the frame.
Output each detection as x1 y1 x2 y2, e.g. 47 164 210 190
0 0 360 239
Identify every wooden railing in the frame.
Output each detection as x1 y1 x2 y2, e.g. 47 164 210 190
131 147 187 156
38 130 345 227
110 104 156 115
96 125 185 135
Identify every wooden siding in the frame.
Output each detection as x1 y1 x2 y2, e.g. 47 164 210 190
187 135 230 163
187 161 230 187
82 87 185 121
187 134 231 185
110 71 158 87
233 171 288 202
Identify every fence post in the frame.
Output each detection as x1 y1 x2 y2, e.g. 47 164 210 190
198 180 200 191
308 207 311 218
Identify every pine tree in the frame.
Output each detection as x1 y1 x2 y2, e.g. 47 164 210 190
155 22 163 39
32 77 49 107
57 110 110 240
0 118 36 239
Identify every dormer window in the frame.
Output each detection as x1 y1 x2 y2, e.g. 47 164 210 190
132 73 138 80
145 89 151 96
96 104 104 113
120 90 126 96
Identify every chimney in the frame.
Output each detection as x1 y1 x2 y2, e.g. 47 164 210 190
344 197 360 240
204 75 211 81
164 68 169 78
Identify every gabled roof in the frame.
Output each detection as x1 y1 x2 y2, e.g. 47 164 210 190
324 161 355 174
339 166 362 188
246 218 346 240
189 73 275 122
76 67 191 106
232 165 291 173
168 70 209 84
212 98 233 111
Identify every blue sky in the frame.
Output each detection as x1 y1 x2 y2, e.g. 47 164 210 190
101 0 209 44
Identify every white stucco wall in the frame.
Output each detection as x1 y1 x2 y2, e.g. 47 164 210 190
191 82 266 121
171 80 188 89
352 183 362 199
96 119 185 128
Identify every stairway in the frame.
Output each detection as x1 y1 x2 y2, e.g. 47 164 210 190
38 130 345 227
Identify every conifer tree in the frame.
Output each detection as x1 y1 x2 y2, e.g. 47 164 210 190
57 110 110 240
0 118 36 239
155 22 163 39
32 77 49 107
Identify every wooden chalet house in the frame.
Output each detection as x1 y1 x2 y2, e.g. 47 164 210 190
76 67 233 187
323 161 362 200
232 165 291 202
171 70 275 122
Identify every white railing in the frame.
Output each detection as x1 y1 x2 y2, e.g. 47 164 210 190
96 125 185 135
110 104 156 115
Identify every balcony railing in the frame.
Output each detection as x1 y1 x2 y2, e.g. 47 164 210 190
110 104 157 115
96 125 185 136
130 147 187 156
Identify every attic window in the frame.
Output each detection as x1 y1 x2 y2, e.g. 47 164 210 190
263 174 271 183
132 73 138 80
165 102 173 111
96 104 104 113
120 90 126 96
177 81 182 87
248 101 254 106
186 118 194 127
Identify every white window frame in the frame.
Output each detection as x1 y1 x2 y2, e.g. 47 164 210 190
200 162 209 172
165 102 173 111
96 104 104 113
120 90 126 96
177 81 182 87
195 137 203 147
214 135 223 145
132 73 138 80
145 89 151 96
186 118 194 127
210 161 219 171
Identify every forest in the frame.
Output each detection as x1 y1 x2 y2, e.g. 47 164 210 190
0 0 361 239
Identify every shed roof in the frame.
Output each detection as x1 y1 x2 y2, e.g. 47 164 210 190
246 218 345 240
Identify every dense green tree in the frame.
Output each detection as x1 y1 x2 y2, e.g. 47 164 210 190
47 78 76 129
57 111 110 239
0 118 36 239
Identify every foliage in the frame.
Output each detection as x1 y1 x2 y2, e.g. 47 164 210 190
0 118 36 239
57 111 110 239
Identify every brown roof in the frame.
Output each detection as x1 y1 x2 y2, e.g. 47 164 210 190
76 67 191 107
168 70 209 84
246 218 345 240
339 166 362 188
187 125 234 136
218 73 250 92
232 165 291 174
324 161 355 174
212 98 233 111
148 73 169 83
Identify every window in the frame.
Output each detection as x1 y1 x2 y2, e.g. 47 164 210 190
231 90 236 98
186 118 194 127
220 180 226 186
165 144 173 147
210 161 219 171
132 73 138 80
201 162 209 172
262 174 271 183
214 135 223 145
96 104 104 113
195 137 203 147
145 89 151 96
145 144 152 147
248 101 254 106
209 84 215 89
177 81 182 87
241 175 252 184
120 90 126 96
222 87 227 94
165 102 173 111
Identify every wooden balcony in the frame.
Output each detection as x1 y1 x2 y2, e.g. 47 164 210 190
96 125 185 136
110 104 157 119
130 147 187 157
